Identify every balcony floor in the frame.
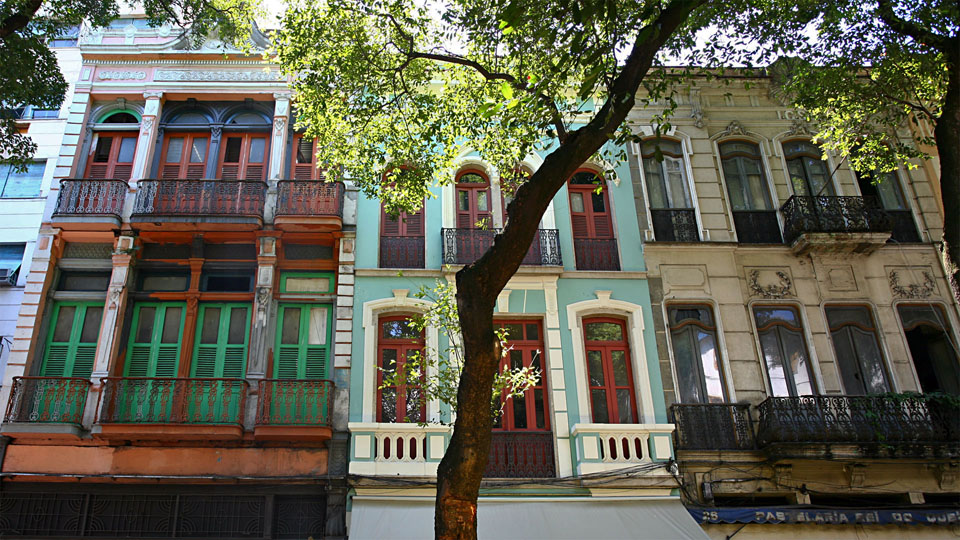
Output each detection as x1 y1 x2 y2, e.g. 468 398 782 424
93 423 244 441
789 231 891 256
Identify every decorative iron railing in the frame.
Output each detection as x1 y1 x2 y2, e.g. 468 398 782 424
781 196 894 244
756 395 960 448
255 379 334 427
97 378 248 425
733 210 783 244
380 236 426 268
441 228 562 266
276 180 345 217
670 403 756 450
887 209 922 243
573 238 620 270
3 377 91 425
484 431 556 478
650 208 700 242
131 180 266 217
53 179 126 217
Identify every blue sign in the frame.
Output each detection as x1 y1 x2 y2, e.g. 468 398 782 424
689 507 960 526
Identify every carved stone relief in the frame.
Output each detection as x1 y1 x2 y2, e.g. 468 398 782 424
889 269 936 299
154 70 283 82
720 120 745 137
97 70 147 80
746 268 793 298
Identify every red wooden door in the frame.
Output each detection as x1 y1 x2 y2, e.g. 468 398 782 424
377 316 426 423
568 171 614 239
583 318 638 424
290 134 324 180
493 320 549 432
455 171 491 229
219 133 269 180
159 133 209 179
85 132 138 180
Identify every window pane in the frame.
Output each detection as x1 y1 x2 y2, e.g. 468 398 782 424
1 162 44 197
512 392 527 429
585 322 623 341
200 307 221 344
615 389 632 423
591 191 605 212
570 192 584 213
525 323 539 341
284 276 330 293
501 323 523 341
380 388 397 423
852 328 890 394
698 330 725 402
297 138 314 163
754 307 800 328
117 137 136 163
248 138 266 163
406 386 423 422
591 389 609 423
190 138 207 163
458 173 485 184
281 307 301 344
610 350 629 386
227 307 247 344
665 157 691 207
587 350 605 386
825 306 872 329
140 274 189 292
782 329 813 395
223 137 242 162
166 138 184 162
671 328 701 403
643 157 667 208
759 330 789 396
533 389 545 429
476 191 488 212
80 307 103 342
52 306 77 342
509 349 523 371
382 319 419 340
380 348 398 374
832 328 863 394
160 307 181 343
93 137 113 162
530 350 541 372
457 191 470 211
307 307 327 345
875 172 907 209
135 307 156 343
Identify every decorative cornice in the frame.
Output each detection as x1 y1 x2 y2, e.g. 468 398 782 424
154 69 284 82
721 120 746 137
97 70 146 80
889 270 936 299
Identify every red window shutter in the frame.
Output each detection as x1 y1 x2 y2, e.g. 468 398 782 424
221 165 240 180
404 209 424 235
571 214 590 238
185 164 205 179
161 163 181 179
87 164 108 179
86 133 137 180
294 164 314 180
593 214 613 238
113 164 133 181
381 206 401 236
244 163 264 180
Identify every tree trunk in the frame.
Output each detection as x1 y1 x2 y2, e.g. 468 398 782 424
934 48 960 303
432 3 705 538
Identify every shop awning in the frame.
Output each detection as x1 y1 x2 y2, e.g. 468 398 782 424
350 497 710 540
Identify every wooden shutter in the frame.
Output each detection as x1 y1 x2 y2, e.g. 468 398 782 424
404 208 424 235
160 134 209 180
125 303 185 377
274 304 330 379
40 302 102 378
569 184 614 239
219 134 268 181
292 135 320 180
192 303 249 378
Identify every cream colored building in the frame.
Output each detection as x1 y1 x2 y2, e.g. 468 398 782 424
627 75 960 538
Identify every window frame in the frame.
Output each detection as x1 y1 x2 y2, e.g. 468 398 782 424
751 303 819 397
0 161 45 198
717 139 775 211
454 169 493 229
218 133 270 181
84 131 139 181
782 139 836 197
824 303 893 395
582 316 639 424
39 301 104 378
159 132 211 180
124 302 187 377
274 303 333 380
639 138 694 210
567 170 615 240
493 319 550 432
290 134 324 180
376 314 427 423
665 303 728 404
895 301 960 394
278 272 335 294
191 302 251 379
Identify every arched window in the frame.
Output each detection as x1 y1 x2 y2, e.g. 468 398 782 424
583 317 637 423
856 169 920 242
898 304 960 394
568 171 619 270
493 320 548 431
102 112 139 124
783 140 834 196
753 305 815 397
455 170 491 229
719 140 781 244
377 316 426 422
85 132 137 180
667 305 726 403
641 139 698 242
825 305 890 395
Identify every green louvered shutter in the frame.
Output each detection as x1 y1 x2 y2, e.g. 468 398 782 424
192 303 249 378
125 303 185 377
41 302 103 378
274 304 331 379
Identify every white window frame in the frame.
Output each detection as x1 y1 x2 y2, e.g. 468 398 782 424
711 133 781 242
661 298 737 403
747 299 826 398
633 130 704 242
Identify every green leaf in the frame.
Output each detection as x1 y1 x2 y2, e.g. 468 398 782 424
500 82 514 100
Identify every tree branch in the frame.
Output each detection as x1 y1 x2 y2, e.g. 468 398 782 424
0 0 44 40
875 0 948 51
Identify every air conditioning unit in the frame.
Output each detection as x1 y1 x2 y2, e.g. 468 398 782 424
0 266 20 287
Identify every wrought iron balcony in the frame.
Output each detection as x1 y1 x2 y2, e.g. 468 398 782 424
131 180 266 220
670 403 756 450
441 228 562 266
254 379 334 442
733 210 783 244
380 236 425 268
650 208 700 242
276 180 344 217
781 196 894 253
573 238 620 270
97 377 248 440
53 179 126 219
3 377 91 425
484 431 556 478
756 395 960 454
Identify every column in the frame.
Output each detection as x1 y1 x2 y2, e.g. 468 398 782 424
543 280 573 477
131 91 163 181
83 234 136 427
248 233 280 379
264 93 291 225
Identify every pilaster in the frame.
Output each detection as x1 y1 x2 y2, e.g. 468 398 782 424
131 92 163 181
248 234 280 379
333 234 355 432
264 93 291 225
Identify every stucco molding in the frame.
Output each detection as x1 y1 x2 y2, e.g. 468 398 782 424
747 269 793 299
154 70 284 82
889 270 936 299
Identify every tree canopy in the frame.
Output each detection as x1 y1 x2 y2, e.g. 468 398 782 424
0 0 258 169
